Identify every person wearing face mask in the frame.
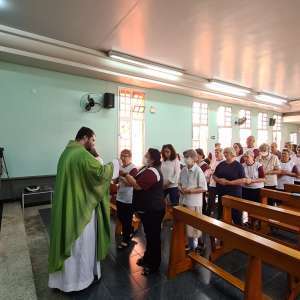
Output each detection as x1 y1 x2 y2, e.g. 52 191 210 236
277 148 299 190
124 148 165 276
256 143 281 190
161 144 181 206
178 149 207 252
213 147 246 225
116 149 138 249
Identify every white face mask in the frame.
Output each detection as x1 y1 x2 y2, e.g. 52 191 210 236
184 157 194 166
260 151 268 157
143 157 150 167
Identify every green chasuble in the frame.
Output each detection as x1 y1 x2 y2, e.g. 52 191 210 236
48 141 113 273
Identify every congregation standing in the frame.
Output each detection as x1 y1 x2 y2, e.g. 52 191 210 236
49 128 300 293
115 135 299 270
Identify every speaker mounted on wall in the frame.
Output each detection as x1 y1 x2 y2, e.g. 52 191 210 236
269 118 276 126
103 93 115 109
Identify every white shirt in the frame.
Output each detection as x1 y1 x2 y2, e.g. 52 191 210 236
161 159 181 188
242 161 264 189
116 163 137 204
179 164 207 206
291 154 299 165
209 159 224 187
277 160 297 190
256 153 280 187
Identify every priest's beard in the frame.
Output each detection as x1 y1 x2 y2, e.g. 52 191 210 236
84 140 95 152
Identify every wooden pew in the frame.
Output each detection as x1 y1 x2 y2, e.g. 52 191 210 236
221 196 300 298
255 189 300 244
168 206 300 300
284 184 300 194
260 188 300 210
221 195 300 249
221 195 300 299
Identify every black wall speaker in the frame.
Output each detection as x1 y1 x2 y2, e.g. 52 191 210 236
269 118 276 126
103 93 115 109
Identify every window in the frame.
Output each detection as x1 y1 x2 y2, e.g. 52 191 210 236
257 112 268 146
192 102 208 154
239 109 251 146
217 106 232 148
290 133 297 144
272 115 282 148
118 88 145 166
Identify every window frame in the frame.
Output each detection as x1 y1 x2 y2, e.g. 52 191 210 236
118 87 145 166
239 109 251 146
290 133 298 145
217 106 232 147
257 112 269 146
192 101 209 153
272 114 282 147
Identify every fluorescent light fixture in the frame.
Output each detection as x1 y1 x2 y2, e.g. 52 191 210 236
108 50 183 77
255 93 288 106
142 68 178 81
206 80 251 97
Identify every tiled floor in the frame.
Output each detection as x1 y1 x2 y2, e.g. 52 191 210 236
27 206 295 300
1 202 37 300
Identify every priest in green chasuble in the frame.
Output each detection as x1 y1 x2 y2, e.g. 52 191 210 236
48 127 119 292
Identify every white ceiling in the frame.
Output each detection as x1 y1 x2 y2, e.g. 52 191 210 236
1 0 300 100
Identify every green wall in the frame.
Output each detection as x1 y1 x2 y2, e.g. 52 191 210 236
0 61 299 178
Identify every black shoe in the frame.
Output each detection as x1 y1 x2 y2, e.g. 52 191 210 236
142 266 159 276
92 276 101 285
